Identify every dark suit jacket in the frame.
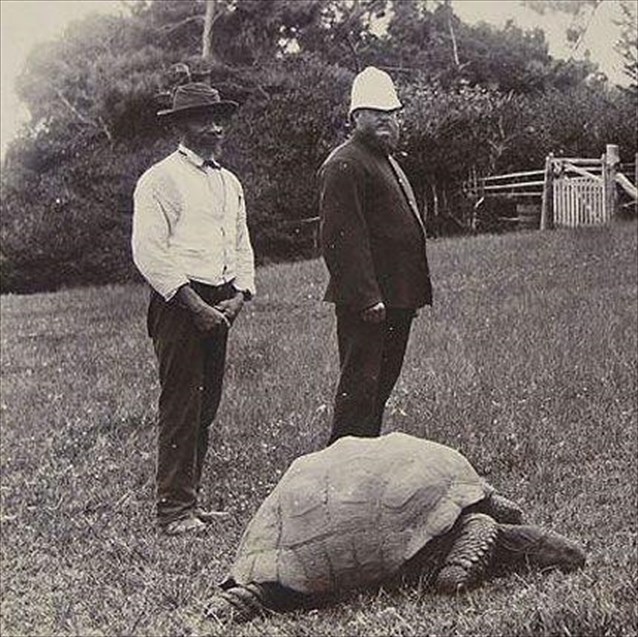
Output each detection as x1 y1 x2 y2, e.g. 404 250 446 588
318 132 432 311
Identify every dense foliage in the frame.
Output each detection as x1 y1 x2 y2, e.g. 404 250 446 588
1 0 636 292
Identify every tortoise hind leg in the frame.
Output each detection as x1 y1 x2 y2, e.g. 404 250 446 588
205 582 284 623
435 513 499 594
206 581 311 623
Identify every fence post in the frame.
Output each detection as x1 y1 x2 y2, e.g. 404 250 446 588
540 152 554 230
470 167 481 231
312 221 320 256
603 144 619 221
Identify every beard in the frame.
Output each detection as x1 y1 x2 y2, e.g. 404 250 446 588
360 120 400 154
182 129 224 159
377 127 399 153
199 134 223 158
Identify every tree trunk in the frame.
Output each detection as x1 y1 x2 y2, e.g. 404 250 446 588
445 0 461 69
202 0 219 62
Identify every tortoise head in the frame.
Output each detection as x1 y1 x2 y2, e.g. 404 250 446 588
497 524 586 572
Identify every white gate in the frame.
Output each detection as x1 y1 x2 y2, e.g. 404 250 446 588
553 175 607 227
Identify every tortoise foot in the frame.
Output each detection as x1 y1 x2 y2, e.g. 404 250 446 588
205 584 267 624
435 512 498 593
436 564 472 594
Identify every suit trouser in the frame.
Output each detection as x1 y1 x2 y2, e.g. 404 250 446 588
147 281 234 525
329 307 415 445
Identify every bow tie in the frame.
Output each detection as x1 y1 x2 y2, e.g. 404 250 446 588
203 159 221 170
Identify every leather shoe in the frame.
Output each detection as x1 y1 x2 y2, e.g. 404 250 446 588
162 515 206 536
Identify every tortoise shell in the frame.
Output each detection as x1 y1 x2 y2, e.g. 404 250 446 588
230 432 491 594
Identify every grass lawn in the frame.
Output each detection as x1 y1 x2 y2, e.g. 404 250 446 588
1 221 636 636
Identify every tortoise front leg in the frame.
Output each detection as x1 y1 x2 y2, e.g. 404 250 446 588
435 512 499 593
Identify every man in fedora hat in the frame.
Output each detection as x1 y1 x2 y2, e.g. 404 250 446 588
319 66 432 445
132 82 255 535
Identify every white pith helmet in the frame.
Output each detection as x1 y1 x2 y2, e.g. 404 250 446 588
349 66 403 118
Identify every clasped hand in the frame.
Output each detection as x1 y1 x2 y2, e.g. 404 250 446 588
191 294 244 333
214 294 244 325
360 301 386 324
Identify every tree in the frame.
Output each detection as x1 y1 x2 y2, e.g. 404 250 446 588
371 1 594 92
0 1 357 291
1 0 635 292
523 0 601 47
286 0 388 71
614 0 638 96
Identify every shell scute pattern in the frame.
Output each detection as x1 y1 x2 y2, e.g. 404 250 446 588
231 432 490 594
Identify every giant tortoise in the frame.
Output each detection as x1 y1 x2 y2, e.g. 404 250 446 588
206 432 585 622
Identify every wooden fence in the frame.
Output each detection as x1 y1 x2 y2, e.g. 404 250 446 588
464 166 545 230
465 145 637 230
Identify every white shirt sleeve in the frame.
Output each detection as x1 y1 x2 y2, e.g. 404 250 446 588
131 172 189 300
230 179 256 295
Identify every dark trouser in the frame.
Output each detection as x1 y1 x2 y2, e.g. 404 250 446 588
147 281 235 525
328 307 415 445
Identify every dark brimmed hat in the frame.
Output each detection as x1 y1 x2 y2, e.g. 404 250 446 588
157 82 238 119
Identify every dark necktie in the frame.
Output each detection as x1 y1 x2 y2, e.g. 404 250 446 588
203 159 221 170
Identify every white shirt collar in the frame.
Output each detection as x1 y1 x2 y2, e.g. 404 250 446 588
178 143 221 169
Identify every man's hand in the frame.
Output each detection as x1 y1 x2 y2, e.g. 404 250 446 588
176 285 231 332
361 301 386 324
214 293 245 324
192 304 231 332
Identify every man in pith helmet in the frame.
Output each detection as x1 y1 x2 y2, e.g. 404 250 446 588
132 83 255 535
318 66 432 445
